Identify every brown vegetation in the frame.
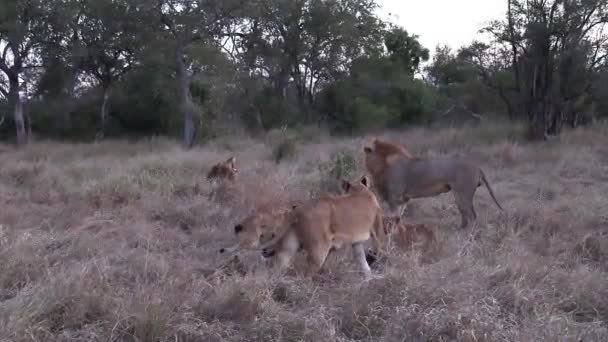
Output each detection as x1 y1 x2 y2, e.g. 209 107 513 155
1 123 608 341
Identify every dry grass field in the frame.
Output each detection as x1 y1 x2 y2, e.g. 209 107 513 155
1 122 608 341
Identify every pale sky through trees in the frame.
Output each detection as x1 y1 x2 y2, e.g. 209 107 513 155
377 0 506 58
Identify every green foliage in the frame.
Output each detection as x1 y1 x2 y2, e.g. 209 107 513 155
328 150 357 180
318 149 358 192
108 63 180 137
0 0 606 144
351 97 395 131
592 71 608 119
384 26 430 75
318 57 438 134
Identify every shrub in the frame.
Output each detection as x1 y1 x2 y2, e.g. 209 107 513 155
318 149 358 192
272 138 297 164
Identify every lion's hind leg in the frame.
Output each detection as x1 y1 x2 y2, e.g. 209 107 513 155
275 230 300 271
352 242 372 279
304 241 331 277
453 189 476 229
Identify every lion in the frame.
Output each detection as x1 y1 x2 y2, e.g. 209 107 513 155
207 156 238 182
363 138 503 228
364 217 440 265
219 204 296 253
383 216 439 252
341 181 439 264
219 176 386 279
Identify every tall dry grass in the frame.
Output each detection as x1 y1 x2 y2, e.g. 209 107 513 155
1 122 608 341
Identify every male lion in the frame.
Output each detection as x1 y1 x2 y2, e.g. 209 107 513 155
363 138 503 228
207 156 238 182
220 176 386 279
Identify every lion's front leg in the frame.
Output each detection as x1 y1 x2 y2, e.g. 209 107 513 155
270 230 300 271
352 242 372 280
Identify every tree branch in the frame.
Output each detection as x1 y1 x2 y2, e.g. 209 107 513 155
0 82 7 97
0 59 8 73
1 44 9 63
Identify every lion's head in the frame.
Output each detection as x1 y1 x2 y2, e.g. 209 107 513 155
219 205 296 254
363 138 413 176
207 156 238 182
338 175 373 194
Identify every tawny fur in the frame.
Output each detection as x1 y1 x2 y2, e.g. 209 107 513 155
223 205 295 251
383 216 438 253
363 138 503 228
221 176 386 279
207 156 238 182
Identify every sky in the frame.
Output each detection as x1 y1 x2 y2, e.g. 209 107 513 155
376 0 507 59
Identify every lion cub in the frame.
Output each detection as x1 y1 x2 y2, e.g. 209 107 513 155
207 156 238 182
220 176 385 279
383 216 438 253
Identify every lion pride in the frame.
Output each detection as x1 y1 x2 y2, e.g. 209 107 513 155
364 138 503 228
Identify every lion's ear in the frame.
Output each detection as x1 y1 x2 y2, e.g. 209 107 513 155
360 176 370 187
226 156 236 165
340 179 351 192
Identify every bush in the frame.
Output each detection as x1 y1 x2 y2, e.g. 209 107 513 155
272 138 297 164
318 149 358 192
317 56 439 134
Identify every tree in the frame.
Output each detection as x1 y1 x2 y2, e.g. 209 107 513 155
157 0 241 148
35 0 86 134
384 25 429 75
317 26 437 133
474 0 608 139
0 0 49 145
79 0 145 139
222 0 386 131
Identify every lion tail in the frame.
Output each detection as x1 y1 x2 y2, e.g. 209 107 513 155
480 169 504 211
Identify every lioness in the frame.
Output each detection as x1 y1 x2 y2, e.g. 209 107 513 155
220 176 386 279
364 138 503 228
207 156 238 182
219 204 295 252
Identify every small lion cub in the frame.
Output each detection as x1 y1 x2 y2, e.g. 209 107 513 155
207 156 238 182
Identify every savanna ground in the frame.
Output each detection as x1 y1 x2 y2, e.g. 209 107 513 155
1 121 608 342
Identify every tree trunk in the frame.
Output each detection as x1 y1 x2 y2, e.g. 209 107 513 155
14 99 27 145
97 85 111 139
62 71 78 133
252 105 265 134
548 100 568 135
24 102 32 140
176 44 195 149
496 88 515 121
8 76 27 145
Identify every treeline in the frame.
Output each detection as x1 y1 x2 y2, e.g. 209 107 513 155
0 0 606 147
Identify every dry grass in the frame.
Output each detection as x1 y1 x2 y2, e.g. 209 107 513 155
1 122 608 341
